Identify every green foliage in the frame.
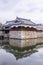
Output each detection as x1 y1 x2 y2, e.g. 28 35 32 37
0 23 3 28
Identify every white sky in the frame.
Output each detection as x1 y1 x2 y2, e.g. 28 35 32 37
0 0 43 24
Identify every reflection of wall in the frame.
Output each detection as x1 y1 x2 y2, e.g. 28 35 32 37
9 31 43 39
0 38 43 60
36 38 43 43
0 39 37 60
9 38 43 47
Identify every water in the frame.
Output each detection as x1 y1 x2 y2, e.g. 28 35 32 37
0 38 43 65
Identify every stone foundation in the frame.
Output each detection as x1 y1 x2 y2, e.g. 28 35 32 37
9 31 43 39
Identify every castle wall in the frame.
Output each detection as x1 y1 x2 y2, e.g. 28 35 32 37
0 31 3 36
9 30 43 39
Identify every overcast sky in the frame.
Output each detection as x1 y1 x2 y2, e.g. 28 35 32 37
0 0 43 24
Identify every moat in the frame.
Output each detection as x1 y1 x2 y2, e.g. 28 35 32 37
0 38 43 65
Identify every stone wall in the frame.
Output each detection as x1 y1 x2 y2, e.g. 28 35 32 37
0 31 3 36
3 31 9 38
9 31 43 39
37 31 43 38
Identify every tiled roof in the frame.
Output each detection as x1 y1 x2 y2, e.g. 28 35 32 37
16 17 36 25
4 17 43 30
4 17 36 26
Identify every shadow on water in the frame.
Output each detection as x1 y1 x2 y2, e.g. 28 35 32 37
0 38 43 60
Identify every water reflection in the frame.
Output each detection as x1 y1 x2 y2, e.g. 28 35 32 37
0 49 16 65
0 38 43 65
9 38 43 47
0 39 38 60
0 38 43 59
